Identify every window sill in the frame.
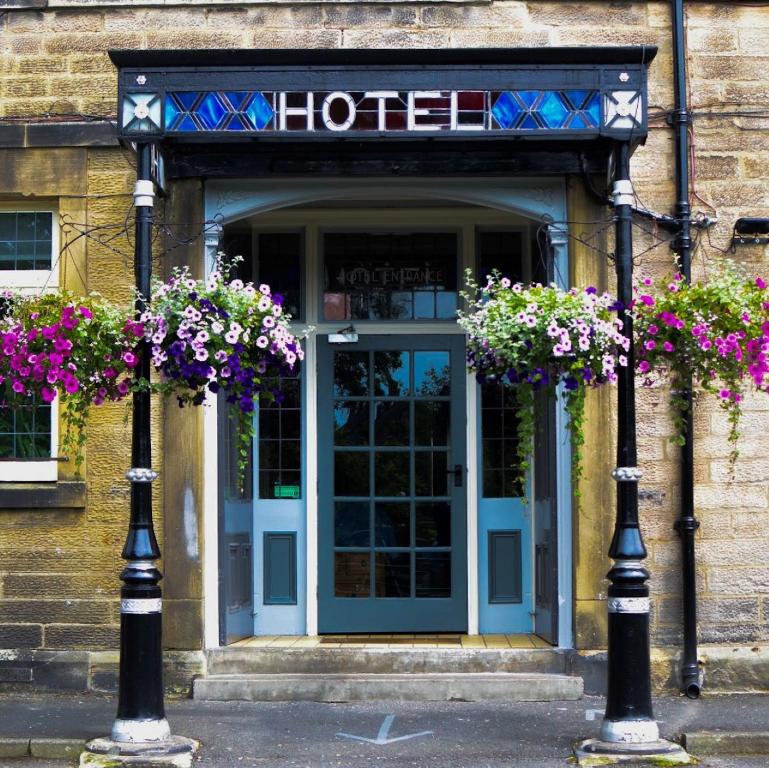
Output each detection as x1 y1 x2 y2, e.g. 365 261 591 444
0 481 86 510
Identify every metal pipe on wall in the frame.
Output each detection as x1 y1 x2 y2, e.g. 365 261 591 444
671 0 702 700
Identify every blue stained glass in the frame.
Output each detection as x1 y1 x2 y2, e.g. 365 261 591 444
517 90 541 109
565 90 591 110
585 93 601 127
539 92 569 129
224 91 250 111
175 92 200 111
176 114 198 132
244 92 274 130
491 92 521 130
164 98 181 130
227 115 249 131
196 93 227 130
569 113 589 130
519 113 540 130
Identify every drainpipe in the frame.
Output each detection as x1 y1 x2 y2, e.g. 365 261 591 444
671 0 702 699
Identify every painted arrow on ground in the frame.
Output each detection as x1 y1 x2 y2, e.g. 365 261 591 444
337 714 433 745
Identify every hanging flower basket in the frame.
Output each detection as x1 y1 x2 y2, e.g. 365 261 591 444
459 271 628 488
634 260 769 464
142 258 305 473
0 290 139 471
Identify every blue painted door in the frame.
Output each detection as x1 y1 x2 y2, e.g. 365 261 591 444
318 335 467 633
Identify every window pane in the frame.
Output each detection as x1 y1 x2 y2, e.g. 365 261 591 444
334 401 369 446
415 502 451 547
375 451 409 497
257 232 303 320
334 351 369 396
335 451 369 496
481 382 523 498
374 402 409 446
335 502 370 547
374 351 409 396
415 451 448 497
375 552 411 597
415 552 451 598
414 352 450 396
0 397 52 459
478 230 524 284
0 212 53 271
257 369 302 499
375 502 410 547
414 401 449 446
335 552 371 597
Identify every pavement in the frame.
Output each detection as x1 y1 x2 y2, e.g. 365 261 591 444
2 692 769 767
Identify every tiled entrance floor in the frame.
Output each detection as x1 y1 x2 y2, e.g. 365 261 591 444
231 634 552 649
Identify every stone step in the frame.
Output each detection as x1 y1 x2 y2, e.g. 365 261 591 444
206 647 569 676
193 672 584 703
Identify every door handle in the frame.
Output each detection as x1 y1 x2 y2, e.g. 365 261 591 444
447 464 464 487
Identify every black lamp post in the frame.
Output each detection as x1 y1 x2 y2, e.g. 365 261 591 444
576 142 690 764
82 142 197 764
111 141 169 743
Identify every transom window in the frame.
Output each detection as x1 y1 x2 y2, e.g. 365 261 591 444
322 231 458 321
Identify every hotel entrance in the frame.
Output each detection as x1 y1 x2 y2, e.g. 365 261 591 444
213 192 570 645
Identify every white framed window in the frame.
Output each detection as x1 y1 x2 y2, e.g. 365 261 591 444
0 206 59 291
0 203 60 482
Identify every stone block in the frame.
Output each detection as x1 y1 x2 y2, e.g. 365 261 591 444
53 11 104 33
707 567 769 596
0 624 42 648
44 624 119 650
0 739 30 758
0 600 113 624
324 5 415 27
450 29 550 48
698 597 759 624
694 484 767 511
342 29 450 48
527 2 647 27
2 75 48 98
688 28 738 54
43 32 142 56
15 56 67 74
695 154 739 181
31 738 86 760
252 29 342 49
5 10 45 32
145 31 245 49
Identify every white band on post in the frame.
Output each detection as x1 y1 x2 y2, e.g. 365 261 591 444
134 179 155 208
121 598 162 614
607 597 650 614
612 179 634 207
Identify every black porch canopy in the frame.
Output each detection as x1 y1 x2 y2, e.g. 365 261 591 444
110 47 656 178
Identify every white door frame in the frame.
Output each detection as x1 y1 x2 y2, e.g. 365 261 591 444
201 178 573 648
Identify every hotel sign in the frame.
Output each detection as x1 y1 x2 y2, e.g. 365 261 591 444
113 49 652 141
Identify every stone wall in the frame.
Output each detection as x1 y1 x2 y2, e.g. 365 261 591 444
0 1 768 670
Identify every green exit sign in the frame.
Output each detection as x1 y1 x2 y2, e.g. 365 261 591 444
273 484 301 499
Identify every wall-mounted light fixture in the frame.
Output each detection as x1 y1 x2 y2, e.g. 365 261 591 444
328 324 359 344
733 217 769 247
